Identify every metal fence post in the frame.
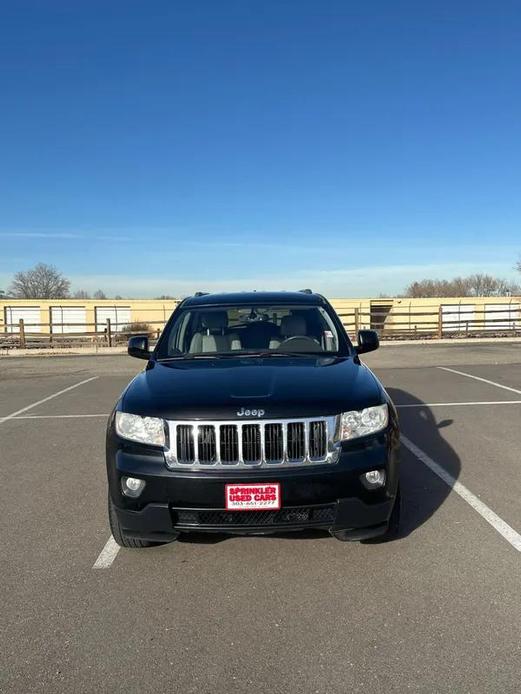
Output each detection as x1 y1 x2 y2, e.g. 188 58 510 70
48 307 53 346
354 307 359 334
19 318 26 348
106 318 112 347
437 306 443 339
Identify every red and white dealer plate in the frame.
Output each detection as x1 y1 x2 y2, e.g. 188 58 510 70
225 483 281 511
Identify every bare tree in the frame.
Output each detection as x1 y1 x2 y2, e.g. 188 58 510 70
73 289 91 299
450 276 472 296
93 289 107 299
466 274 521 296
405 279 468 298
465 274 498 296
404 273 519 298
8 263 70 299
492 278 520 295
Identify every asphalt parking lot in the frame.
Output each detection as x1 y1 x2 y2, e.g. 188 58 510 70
1 343 520 693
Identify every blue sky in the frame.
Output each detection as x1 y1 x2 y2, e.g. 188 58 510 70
1 0 520 297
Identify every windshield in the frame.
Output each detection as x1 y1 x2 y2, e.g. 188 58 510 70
156 304 348 359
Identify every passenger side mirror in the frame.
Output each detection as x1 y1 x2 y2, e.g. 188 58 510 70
128 335 150 360
356 329 379 355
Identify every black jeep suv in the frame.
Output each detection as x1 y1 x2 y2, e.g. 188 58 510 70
106 291 400 547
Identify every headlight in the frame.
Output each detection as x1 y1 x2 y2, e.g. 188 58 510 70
339 404 388 441
115 411 166 447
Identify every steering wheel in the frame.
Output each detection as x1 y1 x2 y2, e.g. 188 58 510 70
277 335 321 352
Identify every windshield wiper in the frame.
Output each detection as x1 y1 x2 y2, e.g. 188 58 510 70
269 352 338 358
228 351 337 358
159 352 260 361
158 351 340 362
157 354 223 362
231 351 290 358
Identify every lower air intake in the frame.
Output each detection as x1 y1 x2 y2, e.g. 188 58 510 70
174 505 337 527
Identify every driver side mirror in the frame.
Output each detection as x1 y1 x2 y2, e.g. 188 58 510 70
356 329 379 355
128 335 150 360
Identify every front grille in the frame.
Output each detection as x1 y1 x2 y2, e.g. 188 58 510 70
165 416 338 469
174 504 337 527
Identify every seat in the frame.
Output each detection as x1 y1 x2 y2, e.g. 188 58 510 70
241 321 280 349
189 312 241 353
269 315 307 349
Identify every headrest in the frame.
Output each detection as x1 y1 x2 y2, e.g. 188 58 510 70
280 315 306 337
202 311 228 331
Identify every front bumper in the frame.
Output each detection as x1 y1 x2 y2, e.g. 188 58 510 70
107 429 400 541
114 497 394 541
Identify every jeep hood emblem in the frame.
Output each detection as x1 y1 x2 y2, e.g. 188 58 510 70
237 407 265 418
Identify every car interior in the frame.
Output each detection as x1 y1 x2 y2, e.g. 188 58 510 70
172 305 339 355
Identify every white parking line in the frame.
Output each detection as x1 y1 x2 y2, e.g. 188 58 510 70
397 400 521 408
438 367 521 396
92 535 120 569
0 377 98 425
401 435 521 553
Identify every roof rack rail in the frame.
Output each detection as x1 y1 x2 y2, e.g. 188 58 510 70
194 291 209 297
299 288 313 294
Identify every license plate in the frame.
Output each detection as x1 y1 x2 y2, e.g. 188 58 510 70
225 483 281 511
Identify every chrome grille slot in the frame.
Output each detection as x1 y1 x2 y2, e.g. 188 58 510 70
198 425 217 464
242 424 261 464
165 416 338 469
176 425 195 463
287 422 305 461
309 420 327 459
264 423 283 462
220 424 239 464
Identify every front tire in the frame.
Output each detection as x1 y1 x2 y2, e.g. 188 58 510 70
108 494 157 548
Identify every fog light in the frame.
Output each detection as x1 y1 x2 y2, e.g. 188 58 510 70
362 469 386 489
122 476 146 498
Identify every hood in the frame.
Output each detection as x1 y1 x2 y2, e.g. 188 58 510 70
120 356 383 420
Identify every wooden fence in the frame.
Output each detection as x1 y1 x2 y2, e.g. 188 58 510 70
336 305 521 339
0 318 166 349
1 304 520 350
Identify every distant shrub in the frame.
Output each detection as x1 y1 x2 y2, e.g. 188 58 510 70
120 322 152 335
